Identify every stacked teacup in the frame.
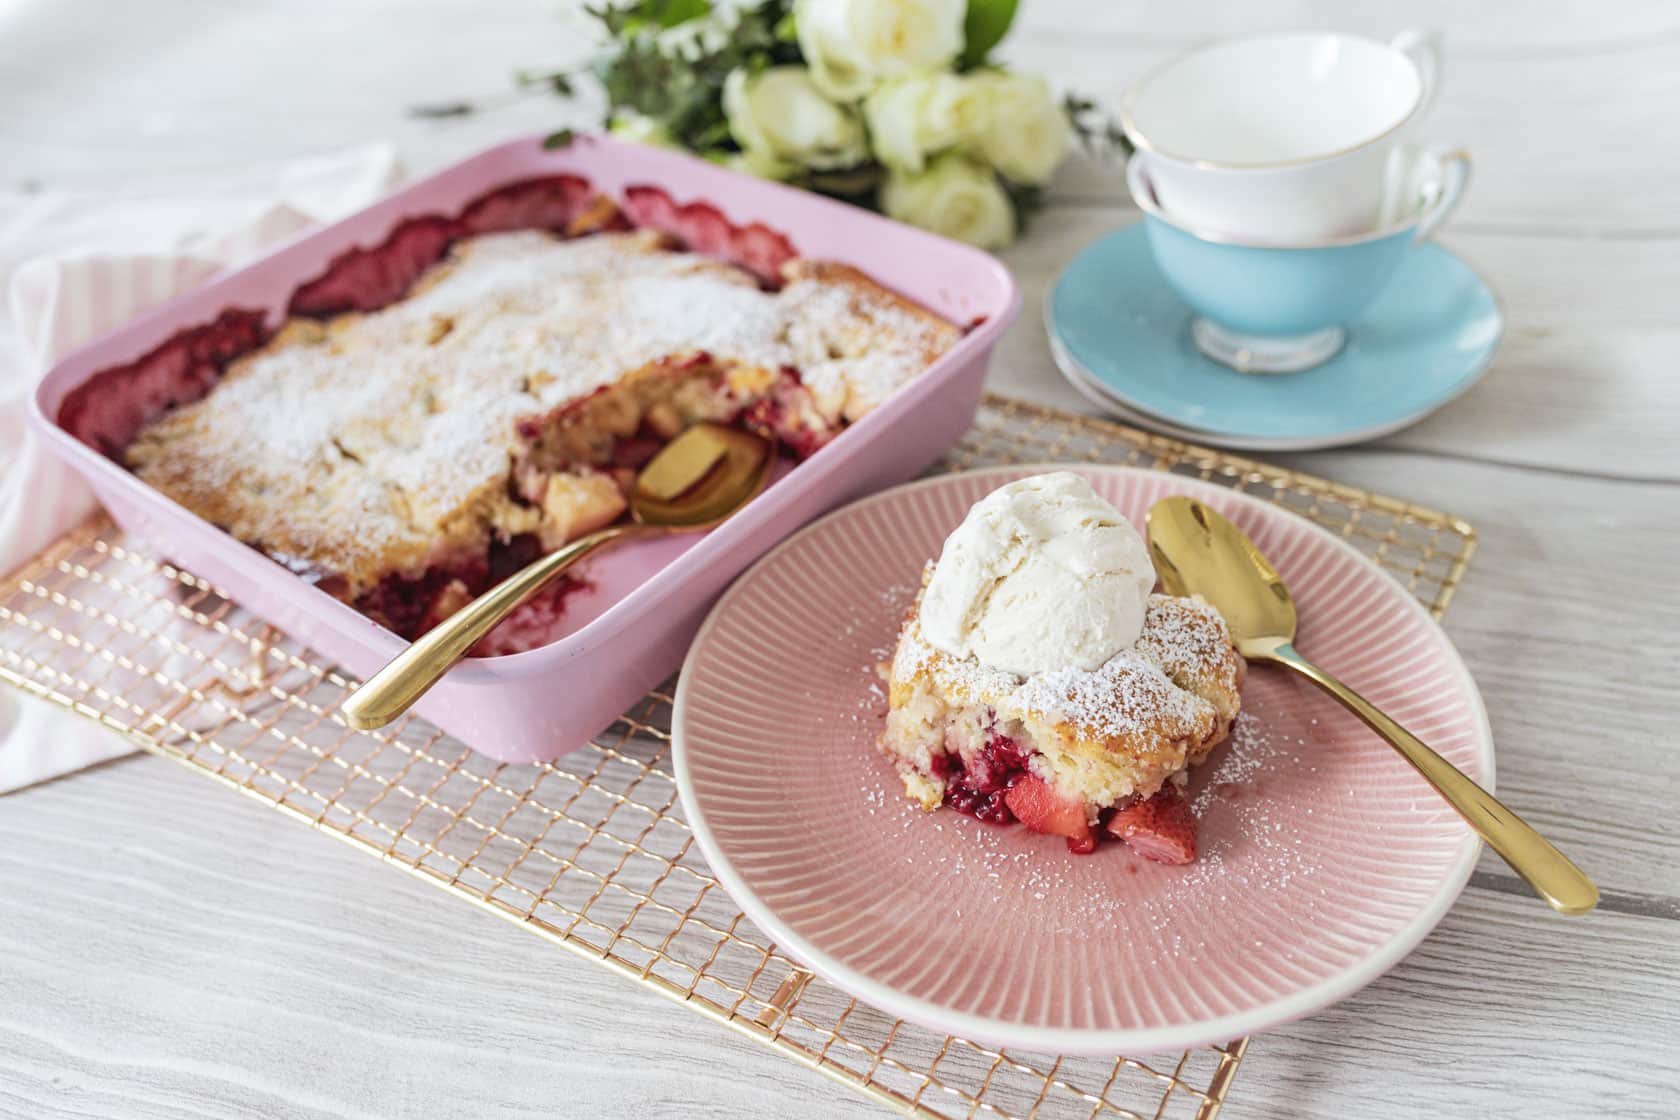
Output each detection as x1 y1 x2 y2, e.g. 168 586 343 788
1122 29 1469 373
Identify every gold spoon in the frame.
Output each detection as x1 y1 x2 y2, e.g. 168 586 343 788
340 423 774 731
1146 495 1598 916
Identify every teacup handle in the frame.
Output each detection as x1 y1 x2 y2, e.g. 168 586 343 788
1413 149 1471 243
1124 152 1154 211
1390 28 1444 119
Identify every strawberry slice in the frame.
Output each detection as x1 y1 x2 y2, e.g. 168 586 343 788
459 174 593 235
673 203 733 257
622 185 680 231
1104 785 1198 864
734 223 797 281
1004 776 1096 854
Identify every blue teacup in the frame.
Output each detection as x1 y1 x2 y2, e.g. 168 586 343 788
1126 151 1470 373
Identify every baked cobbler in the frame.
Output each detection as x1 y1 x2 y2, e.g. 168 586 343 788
61 178 960 649
878 474 1244 861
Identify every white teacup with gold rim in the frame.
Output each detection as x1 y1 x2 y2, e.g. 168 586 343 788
1121 29 1447 242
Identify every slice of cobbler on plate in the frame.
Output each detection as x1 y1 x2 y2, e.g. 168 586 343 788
878 472 1244 862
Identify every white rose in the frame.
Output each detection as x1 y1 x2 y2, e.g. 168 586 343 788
723 66 868 179
973 72 1071 185
795 0 966 101
864 71 991 173
881 154 1015 250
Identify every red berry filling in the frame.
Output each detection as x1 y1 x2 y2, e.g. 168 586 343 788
941 730 1032 826
936 730 1200 859
60 308 271 458
351 531 585 646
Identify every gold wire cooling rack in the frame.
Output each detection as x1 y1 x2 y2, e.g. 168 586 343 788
0 394 1477 1119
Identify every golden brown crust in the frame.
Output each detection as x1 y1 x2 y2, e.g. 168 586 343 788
564 192 630 237
781 258 960 367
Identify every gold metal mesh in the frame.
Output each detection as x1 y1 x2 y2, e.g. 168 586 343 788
0 395 1476 1119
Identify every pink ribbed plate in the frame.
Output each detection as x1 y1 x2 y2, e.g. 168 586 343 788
673 466 1491 1054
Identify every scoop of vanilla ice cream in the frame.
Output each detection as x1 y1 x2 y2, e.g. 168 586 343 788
919 472 1156 676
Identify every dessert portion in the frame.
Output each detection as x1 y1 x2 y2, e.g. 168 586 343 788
879 473 1244 861
64 178 959 649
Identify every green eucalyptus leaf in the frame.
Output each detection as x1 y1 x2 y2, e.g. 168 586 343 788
962 0 1018 66
1004 179 1044 233
691 118 734 149
806 165 884 197
650 0 711 27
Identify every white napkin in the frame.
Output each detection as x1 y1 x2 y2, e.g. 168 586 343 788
0 144 402 793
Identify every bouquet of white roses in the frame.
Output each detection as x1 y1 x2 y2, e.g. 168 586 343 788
526 0 1088 249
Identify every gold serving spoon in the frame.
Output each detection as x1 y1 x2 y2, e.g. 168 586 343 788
1146 496 1598 916
341 423 774 731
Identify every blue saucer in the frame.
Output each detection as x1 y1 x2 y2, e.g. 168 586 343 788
1046 223 1503 450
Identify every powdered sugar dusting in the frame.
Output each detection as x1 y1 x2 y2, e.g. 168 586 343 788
1135 594 1242 715
894 583 1238 743
1017 647 1208 740
125 230 956 590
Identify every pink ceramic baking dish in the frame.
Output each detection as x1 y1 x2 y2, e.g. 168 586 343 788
29 134 1020 763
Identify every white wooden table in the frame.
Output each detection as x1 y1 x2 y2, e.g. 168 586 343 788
2 2 1676 1116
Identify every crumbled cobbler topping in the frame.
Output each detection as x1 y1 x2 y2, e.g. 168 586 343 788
125 229 956 604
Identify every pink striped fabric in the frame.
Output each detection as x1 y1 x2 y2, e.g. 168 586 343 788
0 145 399 792
674 466 1491 1053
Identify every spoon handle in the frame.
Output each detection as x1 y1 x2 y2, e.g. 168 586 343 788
339 526 630 731
1269 643 1598 916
